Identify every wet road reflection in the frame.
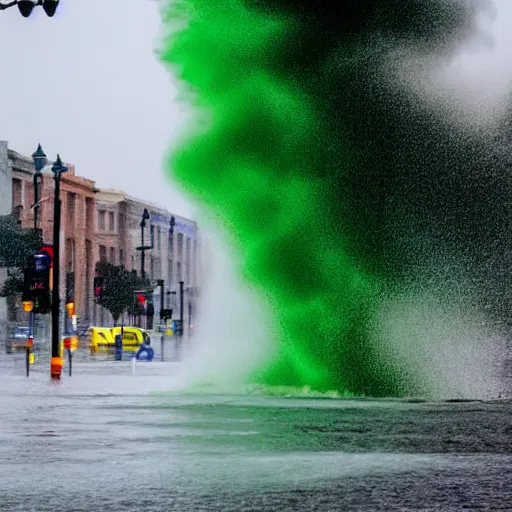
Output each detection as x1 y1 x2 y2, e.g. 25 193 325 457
0 355 511 511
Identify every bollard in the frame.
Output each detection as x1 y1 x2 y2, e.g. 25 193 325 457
68 348 72 377
161 334 164 362
26 347 30 377
114 334 123 361
50 357 63 380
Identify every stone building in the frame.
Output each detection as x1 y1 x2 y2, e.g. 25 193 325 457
0 141 13 343
0 143 202 335
9 148 96 325
94 189 200 329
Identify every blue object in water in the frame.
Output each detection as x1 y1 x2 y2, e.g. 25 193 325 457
114 334 123 361
135 344 154 362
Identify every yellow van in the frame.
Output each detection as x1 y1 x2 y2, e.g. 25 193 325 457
89 326 149 354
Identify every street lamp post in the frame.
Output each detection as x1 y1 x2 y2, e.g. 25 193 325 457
29 144 46 342
179 280 184 334
50 154 68 380
135 208 151 329
0 0 61 17
32 143 46 233
136 208 151 280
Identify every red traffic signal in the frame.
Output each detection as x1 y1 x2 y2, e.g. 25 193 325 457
136 294 146 306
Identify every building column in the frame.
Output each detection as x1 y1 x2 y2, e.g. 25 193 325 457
0 142 13 344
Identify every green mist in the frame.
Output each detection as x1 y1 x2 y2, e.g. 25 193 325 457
159 0 413 396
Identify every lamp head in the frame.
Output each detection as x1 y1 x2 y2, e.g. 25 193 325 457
32 143 47 173
17 0 36 17
42 0 59 17
51 154 68 176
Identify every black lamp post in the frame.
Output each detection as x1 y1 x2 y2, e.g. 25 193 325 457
0 0 61 17
169 215 175 247
32 143 46 233
50 154 67 380
179 281 184 335
136 208 151 280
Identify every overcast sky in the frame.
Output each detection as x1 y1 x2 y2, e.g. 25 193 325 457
1 0 512 223
0 0 192 217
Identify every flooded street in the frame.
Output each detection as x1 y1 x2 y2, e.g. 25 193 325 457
1 353 511 511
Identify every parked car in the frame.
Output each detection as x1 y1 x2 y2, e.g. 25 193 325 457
6 326 30 354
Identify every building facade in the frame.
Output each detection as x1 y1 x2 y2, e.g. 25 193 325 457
0 143 202 336
0 142 13 343
94 189 200 329
9 148 96 325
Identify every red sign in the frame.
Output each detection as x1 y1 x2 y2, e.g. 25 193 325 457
40 245 54 268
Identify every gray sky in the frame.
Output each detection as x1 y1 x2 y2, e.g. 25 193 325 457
1 0 512 224
0 0 193 218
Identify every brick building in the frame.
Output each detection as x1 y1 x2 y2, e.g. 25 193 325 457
9 148 96 325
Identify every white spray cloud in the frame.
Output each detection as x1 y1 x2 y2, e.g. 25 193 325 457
175 216 276 392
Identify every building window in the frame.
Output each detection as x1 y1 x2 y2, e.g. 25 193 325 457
109 247 116 263
157 227 161 251
177 261 182 282
98 210 106 231
86 198 94 232
65 238 75 273
67 192 76 228
85 239 92 319
168 229 173 253
12 178 22 209
167 259 173 285
119 248 124 266
177 233 184 261
150 225 155 248
99 245 107 262
118 213 125 233
108 211 115 231
185 237 191 266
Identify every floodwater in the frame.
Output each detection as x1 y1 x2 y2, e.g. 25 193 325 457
0 352 511 511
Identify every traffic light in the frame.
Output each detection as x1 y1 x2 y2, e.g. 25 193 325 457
22 301 34 313
93 276 104 302
23 252 50 302
33 293 50 315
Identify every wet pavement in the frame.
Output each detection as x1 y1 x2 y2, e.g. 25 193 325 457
0 351 511 511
